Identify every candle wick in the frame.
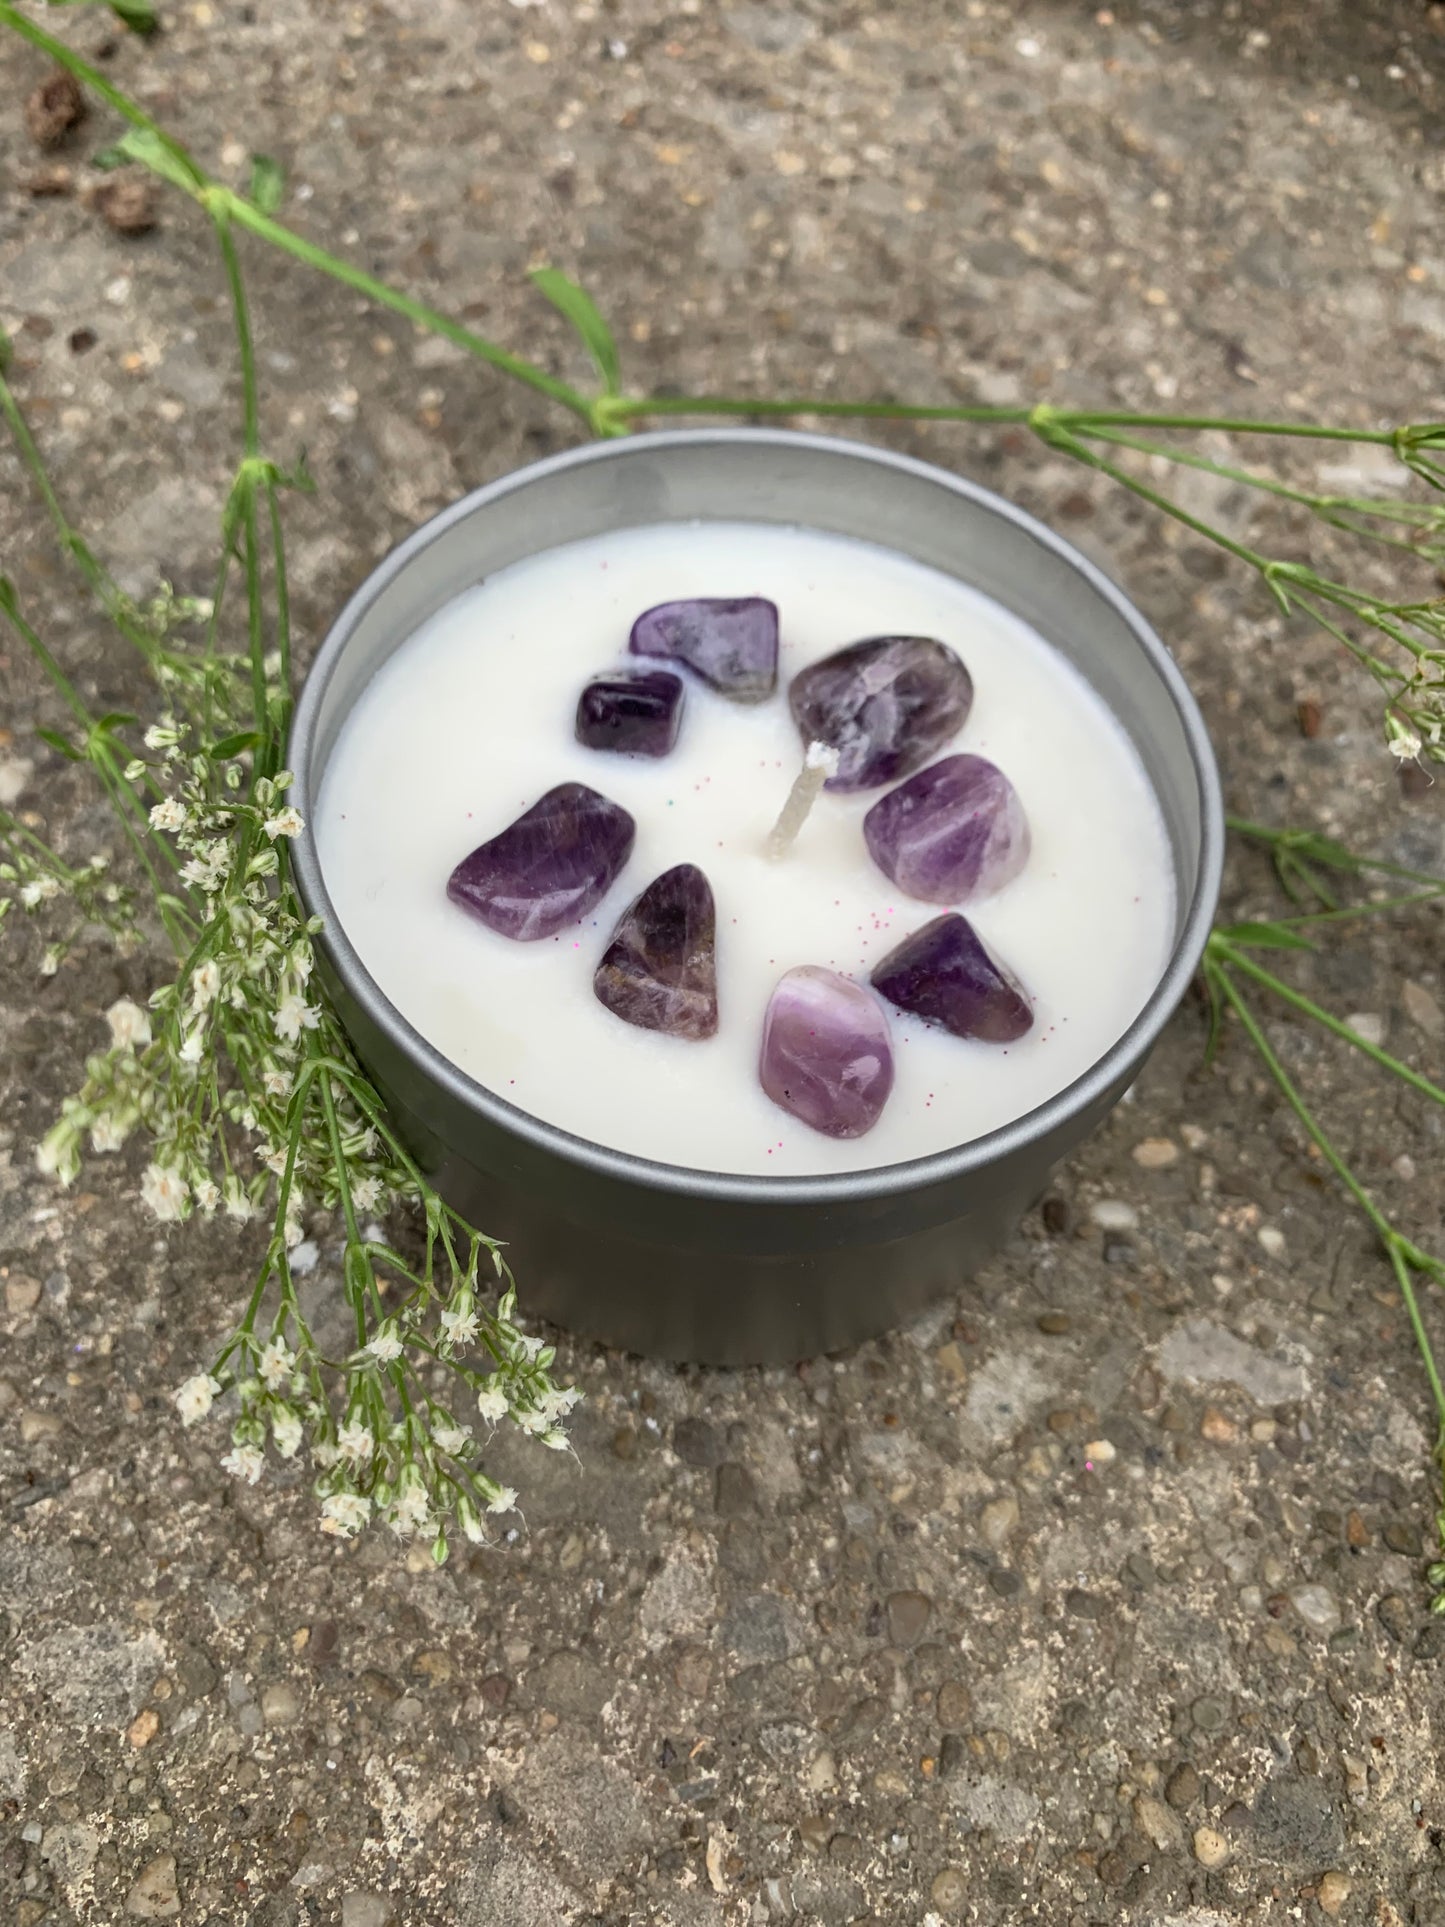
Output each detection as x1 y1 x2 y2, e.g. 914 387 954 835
766 740 840 858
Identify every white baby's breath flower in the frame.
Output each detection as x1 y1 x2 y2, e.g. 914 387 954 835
224 1180 254 1221
39 946 60 977
263 806 305 840
1389 726 1424 763
366 1323 403 1365
190 960 221 1009
283 1216 304 1250
541 1427 570 1451
319 1490 371 1538
261 1143 290 1177
20 875 61 908
220 1443 265 1485
262 1067 291 1099
143 722 179 751
486 1484 518 1515
274 993 319 1044
439 1306 479 1348
540 1385 582 1421
194 1177 220 1213
351 1175 382 1212
178 1026 205 1066
432 1422 472 1458
515 1406 549 1435
270 1404 303 1459
312 1439 341 1470
388 1483 433 1538
457 1496 487 1544
516 1333 546 1363
337 1419 373 1467
476 1384 509 1424
90 1114 130 1154
140 1163 189 1223
106 997 152 1050
149 797 186 832
257 1336 294 1390
174 1372 221 1425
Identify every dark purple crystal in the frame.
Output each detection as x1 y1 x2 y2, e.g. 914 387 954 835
594 863 718 1039
629 597 779 703
788 635 973 791
863 754 1030 904
759 966 894 1139
576 667 684 758
447 783 635 942
871 913 1033 1043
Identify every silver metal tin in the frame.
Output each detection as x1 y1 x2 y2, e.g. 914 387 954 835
290 429 1223 1364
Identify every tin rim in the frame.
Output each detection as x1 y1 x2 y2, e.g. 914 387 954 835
289 428 1224 1207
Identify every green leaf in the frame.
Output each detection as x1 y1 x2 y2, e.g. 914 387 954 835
208 730 262 760
529 268 622 395
0 576 17 618
1216 920 1315 952
95 126 200 194
36 728 83 762
93 711 139 736
1200 962 1226 1067
41 0 157 26
249 154 285 215
0 327 11 376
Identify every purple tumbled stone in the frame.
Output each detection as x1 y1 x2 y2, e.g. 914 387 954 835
871 913 1034 1043
629 597 779 703
576 667 684 758
788 635 973 791
759 965 895 1139
863 754 1030 904
447 782 635 941
594 863 718 1039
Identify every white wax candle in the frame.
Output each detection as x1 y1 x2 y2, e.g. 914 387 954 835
317 522 1174 1177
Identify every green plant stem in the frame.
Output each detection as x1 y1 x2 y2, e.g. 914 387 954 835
1213 973 1445 1445
1227 818 1445 889
212 196 596 425
1211 938 1445 1109
1391 1241 1445 1431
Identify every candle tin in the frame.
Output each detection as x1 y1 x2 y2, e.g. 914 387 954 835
290 429 1223 1365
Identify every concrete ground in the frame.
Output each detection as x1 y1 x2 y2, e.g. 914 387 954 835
3 1 1445 1921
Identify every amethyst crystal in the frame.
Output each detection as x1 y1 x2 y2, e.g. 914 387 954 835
629 597 779 702
787 635 973 791
576 667 684 758
447 783 635 941
871 913 1034 1043
863 754 1030 903
594 863 718 1039
759 966 895 1139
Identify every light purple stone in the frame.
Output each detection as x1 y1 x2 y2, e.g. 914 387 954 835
629 597 778 702
863 754 1030 904
759 965 895 1139
447 782 635 941
788 635 973 791
871 914 1034 1043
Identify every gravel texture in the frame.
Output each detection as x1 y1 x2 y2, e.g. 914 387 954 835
3 2 1445 1922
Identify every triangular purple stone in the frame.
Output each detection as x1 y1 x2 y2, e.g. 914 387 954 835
630 597 778 703
871 913 1033 1043
788 635 973 791
594 864 719 1039
447 782 635 942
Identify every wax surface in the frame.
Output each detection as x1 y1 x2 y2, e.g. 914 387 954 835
317 522 1175 1176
